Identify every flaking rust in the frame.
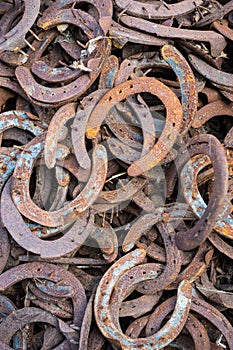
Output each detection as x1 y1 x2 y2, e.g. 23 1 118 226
86 76 183 176
11 134 108 227
175 134 229 251
0 1 233 347
0 0 40 53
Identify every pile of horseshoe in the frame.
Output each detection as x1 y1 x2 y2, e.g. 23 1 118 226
0 0 233 349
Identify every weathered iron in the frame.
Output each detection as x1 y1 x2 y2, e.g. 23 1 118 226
0 1 232 347
175 134 229 250
86 76 183 176
11 134 108 227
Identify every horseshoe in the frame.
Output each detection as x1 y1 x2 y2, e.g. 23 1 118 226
0 307 63 346
212 19 233 41
109 21 169 48
192 100 233 128
0 262 86 327
161 45 198 136
135 222 182 295
86 76 183 176
189 54 233 88
38 0 113 35
95 248 192 350
11 133 108 227
120 15 227 58
113 44 197 136
0 111 46 191
1 179 95 258
37 9 102 37
0 110 46 135
115 0 203 19
122 203 192 252
0 0 40 53
147 295 233 349
146 304 210 350
15 38 111 106
175 134 229 251
180 154 233 239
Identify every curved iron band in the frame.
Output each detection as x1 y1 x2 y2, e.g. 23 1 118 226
0 262 86 327
161 45 198 136
146 295 233 349
0 0 40 53
86 76 183 177
1 179 95 258
189 54 233 88
175 134 228 250
181 154 233 239
11 133 108 227
15 39 111 106
94 249 192 350
115 0 203 19
37 0 113 35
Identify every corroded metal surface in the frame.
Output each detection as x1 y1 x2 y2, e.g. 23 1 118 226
0 0 232 348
